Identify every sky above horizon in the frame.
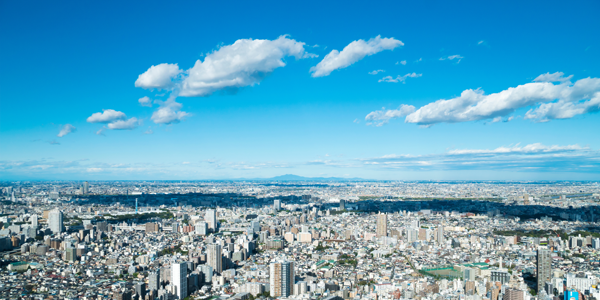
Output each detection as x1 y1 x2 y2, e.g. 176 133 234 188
1 0 600 181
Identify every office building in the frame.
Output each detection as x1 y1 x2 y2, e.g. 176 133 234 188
376 213 387 237
149 271 160 291
195 222 208 235
48 209 64 235
339 200 345 210
199 265 213 284
436 226 444 244
172 262 188 299
274 200 281 211
208 244 223 274
83 181 89 194
537 247 551 294
205 209 217 230
270 261 294 297
503 288 523 300
31 214 38 228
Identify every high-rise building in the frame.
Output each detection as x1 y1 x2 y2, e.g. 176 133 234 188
339 200 345 211
195 222 208 235
31 214 38 228
274 200 281 211
207 244 223 274
83 181 89 194
172 262 188 299
537 247 551 294
149 271 160 291
270 261 294 297
205 209 217 230
199 265 213 284
436 226 444 244
48 209 63 235
135 282 146 299
376 213 387 237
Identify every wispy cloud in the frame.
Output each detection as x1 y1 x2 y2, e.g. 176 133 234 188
368 69 385 75
359 143 600 173
57 124 76 137
439 54 464 63
378 72 422 83
310 35 403 77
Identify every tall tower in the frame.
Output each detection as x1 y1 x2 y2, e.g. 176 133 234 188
270 261 294 297
172 262 188 299
148 271 160 292
135 198 138 214
207 244 223 274
31 214 38 228
537 247 551 294
376 213 387 237
83 181 89 194
48 209 64 234
436 226 444 245
205 209 217 230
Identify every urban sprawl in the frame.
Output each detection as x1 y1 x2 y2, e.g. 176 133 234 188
1 180 600 300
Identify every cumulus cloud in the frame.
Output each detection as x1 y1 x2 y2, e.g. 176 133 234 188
151 96 190 125
380 73 600 126
107 117 139 130
135 63 182 90
378 72 422 83
310 36 403 77
179 36 313 97
533 72 573 83
396 60 407 65
365 105 416 126
369 69 385 75
138 96 152 107
57 124 76 137
87 109 127 123
439 55 464 63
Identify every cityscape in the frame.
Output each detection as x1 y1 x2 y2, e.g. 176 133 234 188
1 0 600 300
1 180 600 300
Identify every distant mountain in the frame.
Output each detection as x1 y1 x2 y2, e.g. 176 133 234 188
257 174 367 181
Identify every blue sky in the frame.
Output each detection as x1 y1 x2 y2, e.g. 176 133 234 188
1 0 600 180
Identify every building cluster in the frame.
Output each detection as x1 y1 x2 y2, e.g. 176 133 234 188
1 181 600 300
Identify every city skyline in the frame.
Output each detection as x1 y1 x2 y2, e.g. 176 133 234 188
1 0 600 181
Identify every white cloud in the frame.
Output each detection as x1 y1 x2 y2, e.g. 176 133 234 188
87 109 127 123
57 124 76 137
378 72 422 83
138 96 152 107
397 74 600 126
533 72 573 83
96 128 106 136
396 60 407 65
144 128 153 134
359 143 600 172
447 143 584 155
365 105 416 126
151 96 190 124
369 69 385 75
135 63 182 90
414 58 422 63
179 36 313 97
310 36 403 77
439 55 464 63
478 40 484 45
107 117 139 130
